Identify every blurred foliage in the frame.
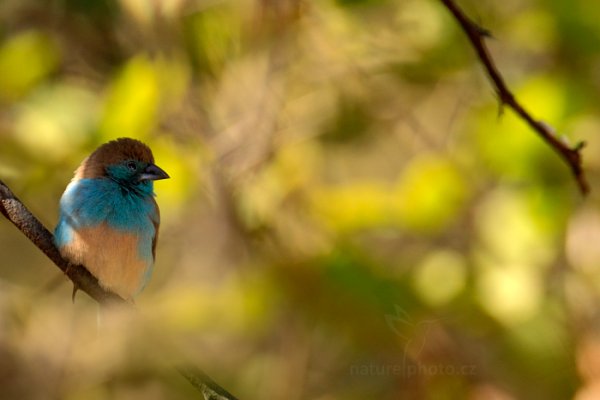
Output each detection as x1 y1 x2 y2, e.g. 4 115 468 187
1 0 600 399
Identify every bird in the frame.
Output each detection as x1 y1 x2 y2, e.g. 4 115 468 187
54 138 169 301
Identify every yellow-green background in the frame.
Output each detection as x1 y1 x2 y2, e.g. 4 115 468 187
1 0 600 399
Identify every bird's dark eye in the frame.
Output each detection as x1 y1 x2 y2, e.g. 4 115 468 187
127 161 137 171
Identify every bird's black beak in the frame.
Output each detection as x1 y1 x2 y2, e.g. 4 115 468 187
139 163 170 181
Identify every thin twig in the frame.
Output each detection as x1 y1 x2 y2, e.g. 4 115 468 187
0 179 239 400
440 0 589 195
177 366 240 400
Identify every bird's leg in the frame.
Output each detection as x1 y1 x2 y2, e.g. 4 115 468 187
71 284 80 303
64 262 81 302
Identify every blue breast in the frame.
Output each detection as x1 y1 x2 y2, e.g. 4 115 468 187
55 177 158 265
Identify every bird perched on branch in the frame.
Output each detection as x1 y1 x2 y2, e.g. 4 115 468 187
54 138 169 300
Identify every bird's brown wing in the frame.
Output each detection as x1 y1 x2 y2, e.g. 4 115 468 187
151 197 160 261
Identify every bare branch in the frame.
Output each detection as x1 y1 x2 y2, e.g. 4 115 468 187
0 179 123 305
177 366 240 400
0 179 239 400
440 0 589 195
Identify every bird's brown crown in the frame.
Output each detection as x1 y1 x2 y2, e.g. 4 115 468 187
75 138 155 179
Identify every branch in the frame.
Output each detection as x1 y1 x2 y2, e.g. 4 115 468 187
0 179 239 400
0 179 123 304
177 366 240 400
440 0 589 195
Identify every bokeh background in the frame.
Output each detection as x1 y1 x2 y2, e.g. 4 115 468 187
1 0 600 399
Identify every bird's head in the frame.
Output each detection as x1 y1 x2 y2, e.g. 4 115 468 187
76 138 169 194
